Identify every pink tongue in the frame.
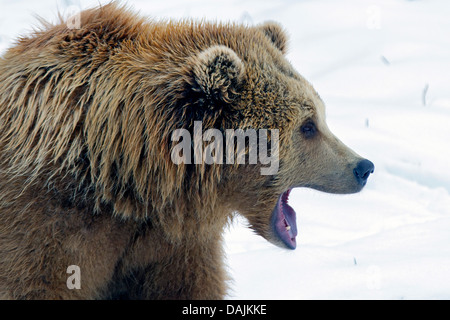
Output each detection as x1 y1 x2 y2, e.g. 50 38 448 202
272 190 297 249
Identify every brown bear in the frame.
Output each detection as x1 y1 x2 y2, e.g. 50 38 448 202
0 3 374 299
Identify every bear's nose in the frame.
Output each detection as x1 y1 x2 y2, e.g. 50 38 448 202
353 159 374 186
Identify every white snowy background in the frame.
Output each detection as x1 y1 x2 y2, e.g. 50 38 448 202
1 0 449 299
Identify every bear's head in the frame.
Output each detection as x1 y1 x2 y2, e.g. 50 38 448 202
2 5 372 250
178 22 374 249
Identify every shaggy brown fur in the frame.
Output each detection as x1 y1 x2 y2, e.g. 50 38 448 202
0 3 371 299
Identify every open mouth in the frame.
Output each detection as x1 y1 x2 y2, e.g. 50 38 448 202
271 188 298 249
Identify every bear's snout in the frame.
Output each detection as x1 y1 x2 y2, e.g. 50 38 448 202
353 159 375 186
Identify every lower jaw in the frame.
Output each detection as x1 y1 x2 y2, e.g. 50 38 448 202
270 189 297 250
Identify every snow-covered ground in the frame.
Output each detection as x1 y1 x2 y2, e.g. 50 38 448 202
1 0 450 299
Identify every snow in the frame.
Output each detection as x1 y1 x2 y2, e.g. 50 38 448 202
1 0 450 299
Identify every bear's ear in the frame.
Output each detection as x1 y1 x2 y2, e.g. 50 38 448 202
190 45 244 104
258 21 289 54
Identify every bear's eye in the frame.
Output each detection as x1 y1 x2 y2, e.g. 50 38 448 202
300 121 317 139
